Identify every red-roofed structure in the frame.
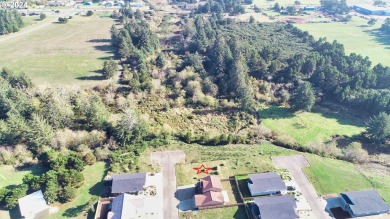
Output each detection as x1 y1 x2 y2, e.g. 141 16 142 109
195 191 224 207
195 175 225 208
201 175 222 193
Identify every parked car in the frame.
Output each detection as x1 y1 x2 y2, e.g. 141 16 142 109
287 186 296 191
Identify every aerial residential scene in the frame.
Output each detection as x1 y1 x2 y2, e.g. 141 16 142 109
0 0 390 218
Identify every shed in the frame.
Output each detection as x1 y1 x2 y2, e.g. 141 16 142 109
18 190 50 219
110 172 147 195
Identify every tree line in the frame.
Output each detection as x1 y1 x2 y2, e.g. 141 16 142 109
0 9 23 35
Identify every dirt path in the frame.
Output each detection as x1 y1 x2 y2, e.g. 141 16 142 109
272 155 331 219
151 150 185 219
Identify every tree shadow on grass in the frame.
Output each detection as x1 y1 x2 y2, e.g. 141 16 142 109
363 29 390 48
86 39 115 53
62 203 88 218
259 107 295 120
76 75 105 81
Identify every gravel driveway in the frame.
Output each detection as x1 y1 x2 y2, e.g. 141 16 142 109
272 155 331 219
151 150 185 219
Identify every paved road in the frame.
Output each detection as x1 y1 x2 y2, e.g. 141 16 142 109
272 155 331 219
151 150 185 219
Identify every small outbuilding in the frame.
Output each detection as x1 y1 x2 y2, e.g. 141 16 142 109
339 190 390 217
248 172 286 196
18 190 50 219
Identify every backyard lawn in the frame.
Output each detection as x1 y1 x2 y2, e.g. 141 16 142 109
0 164 46 189
52 161 108 219
0 14 115 86
180 205 248 219
260 106 366 145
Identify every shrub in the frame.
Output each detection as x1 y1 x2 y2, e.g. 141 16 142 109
83 152 96 165
40 13 46 20
86 10 94 16
342 142 368 164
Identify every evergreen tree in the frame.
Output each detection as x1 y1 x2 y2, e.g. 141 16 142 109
366 112 390 143
289 81 316 111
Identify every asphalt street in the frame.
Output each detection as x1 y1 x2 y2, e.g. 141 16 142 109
151 150 185 219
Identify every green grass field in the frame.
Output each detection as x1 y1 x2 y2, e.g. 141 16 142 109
304 155 372 195
0 14 115 86
295 16 390 67
0 165 46 188
260 106 366 145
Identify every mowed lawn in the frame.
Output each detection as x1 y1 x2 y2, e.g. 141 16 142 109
304 155 372 195
260 106 366 145
0 14 115 86
295 16 390 66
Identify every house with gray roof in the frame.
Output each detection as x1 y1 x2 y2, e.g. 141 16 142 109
107 194 136 219
251 195 298 219
248 172 287 196
108 172 147 195
339 190 390 217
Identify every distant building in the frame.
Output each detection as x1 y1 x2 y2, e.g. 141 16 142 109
339 190 390 217
251 195 299 219
194 175 225 208
353 5 390 16
303 5 320 11
129 2 144 8
107 172 147 195
18 190 50 219
247 172 287 196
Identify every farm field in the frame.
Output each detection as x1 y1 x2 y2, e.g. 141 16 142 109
295 16 390 66
260 106 366 145
0 14 115 86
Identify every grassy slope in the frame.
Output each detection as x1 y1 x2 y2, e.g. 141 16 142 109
0 14 115 86
260 106 365 145
295 17 390 66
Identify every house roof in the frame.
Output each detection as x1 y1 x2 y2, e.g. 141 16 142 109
253 195 298 219
340 190 390 215
202 175 222 192
18 190 48 218
109 194 136 219
195 191 224 207
248 172 286 194
111 172 146 194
